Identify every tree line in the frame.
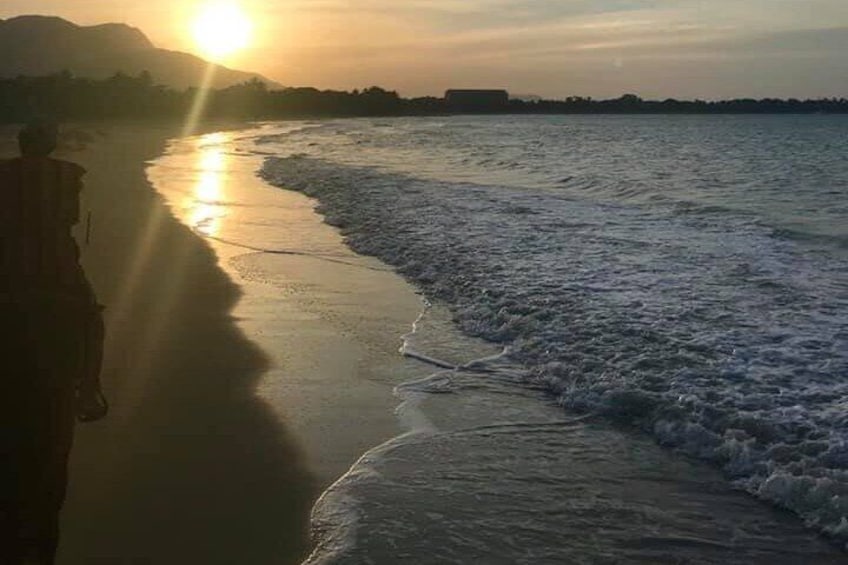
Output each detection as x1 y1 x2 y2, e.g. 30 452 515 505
1 71 846 123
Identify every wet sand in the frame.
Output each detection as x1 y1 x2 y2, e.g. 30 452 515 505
146 129 427 487
3 123 314 564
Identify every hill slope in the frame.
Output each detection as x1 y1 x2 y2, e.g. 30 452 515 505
0 15 280 89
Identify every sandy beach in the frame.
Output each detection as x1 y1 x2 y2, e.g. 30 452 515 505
3 115 847 564
2 122 423 564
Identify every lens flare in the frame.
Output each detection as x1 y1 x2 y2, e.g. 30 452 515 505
191 2 253 60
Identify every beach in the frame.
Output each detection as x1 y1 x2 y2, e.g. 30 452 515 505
3 2 847 563
2 116 845 564
2 122 423 564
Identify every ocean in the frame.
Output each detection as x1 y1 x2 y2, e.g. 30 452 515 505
157 115 847 563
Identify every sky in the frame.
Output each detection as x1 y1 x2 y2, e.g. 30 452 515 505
2 0 848 99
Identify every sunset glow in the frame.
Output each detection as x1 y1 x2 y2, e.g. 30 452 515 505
1 0 846 100
191 2 252 60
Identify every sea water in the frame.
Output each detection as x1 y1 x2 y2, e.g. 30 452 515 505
164 116 847 563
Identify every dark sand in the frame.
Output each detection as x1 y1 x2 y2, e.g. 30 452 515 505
3 123 315 564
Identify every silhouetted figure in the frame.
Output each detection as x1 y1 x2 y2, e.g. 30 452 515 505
0 121 107 564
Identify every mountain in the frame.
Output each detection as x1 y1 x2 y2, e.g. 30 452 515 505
0 15 281 89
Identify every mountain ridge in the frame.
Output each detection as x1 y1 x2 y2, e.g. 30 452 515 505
0 15 281 89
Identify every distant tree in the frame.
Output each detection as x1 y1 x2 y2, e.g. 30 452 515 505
618 93 642 104
1 73 847 123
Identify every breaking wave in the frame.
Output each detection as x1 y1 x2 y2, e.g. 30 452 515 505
261 146 848 545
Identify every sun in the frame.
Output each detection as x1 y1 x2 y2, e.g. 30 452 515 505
191 2 253 61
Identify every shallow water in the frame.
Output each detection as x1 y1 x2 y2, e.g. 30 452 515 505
258 115 847 558
303 304 841 564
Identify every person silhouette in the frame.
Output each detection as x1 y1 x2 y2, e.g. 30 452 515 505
0 121 107 564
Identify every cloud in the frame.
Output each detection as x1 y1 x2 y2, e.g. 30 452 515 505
230 0 848 97
282 20 848 99
3 0 847 97
285 0 677 32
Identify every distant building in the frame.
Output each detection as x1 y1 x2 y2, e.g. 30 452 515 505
444 89 510 112
511 94 542 103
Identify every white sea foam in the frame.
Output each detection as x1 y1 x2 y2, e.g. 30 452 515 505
259 116 848 547
304 368 841 564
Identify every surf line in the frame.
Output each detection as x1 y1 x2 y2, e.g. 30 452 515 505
197 231 394 273
400 305 516 372
399 302 506 372
402 349 460 370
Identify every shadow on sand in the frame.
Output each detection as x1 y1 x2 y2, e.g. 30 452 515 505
48 125 316 564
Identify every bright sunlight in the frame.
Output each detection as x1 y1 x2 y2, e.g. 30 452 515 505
191 2 252 61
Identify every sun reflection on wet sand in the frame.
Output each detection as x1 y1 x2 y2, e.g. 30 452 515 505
187 133 231 236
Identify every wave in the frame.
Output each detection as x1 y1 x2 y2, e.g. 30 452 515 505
261 154 848 547
771 227 848 250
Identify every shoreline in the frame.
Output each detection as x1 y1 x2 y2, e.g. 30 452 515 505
146 125 429 487
3 117 846 563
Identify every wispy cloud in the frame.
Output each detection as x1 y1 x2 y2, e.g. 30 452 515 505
2 0 847 97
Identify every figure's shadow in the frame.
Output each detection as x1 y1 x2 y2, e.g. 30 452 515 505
56 131 316 564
